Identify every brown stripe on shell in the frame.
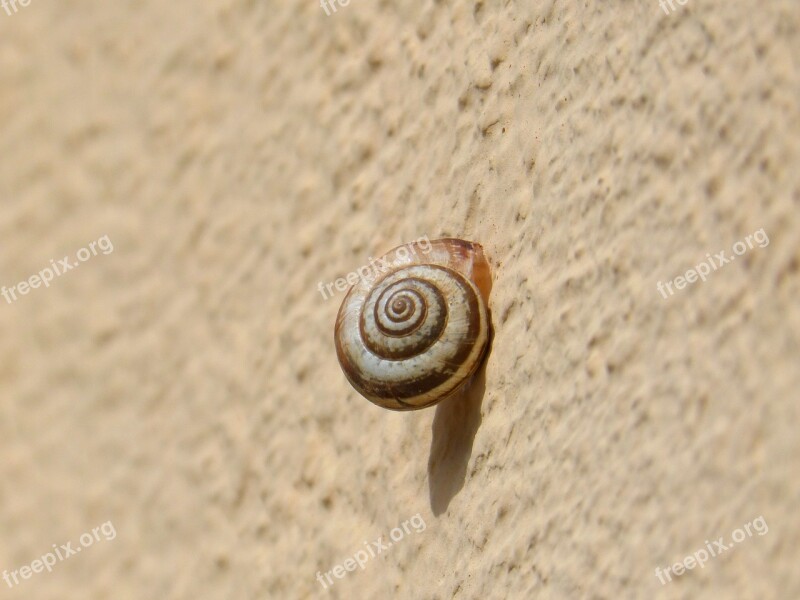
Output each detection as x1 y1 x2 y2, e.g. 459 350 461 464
374 283 429 336
361 276 446 360
341 267 483 405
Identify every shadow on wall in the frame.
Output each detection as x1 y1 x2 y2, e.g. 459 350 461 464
427 328 493 516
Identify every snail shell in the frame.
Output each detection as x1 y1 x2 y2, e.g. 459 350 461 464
334 238 491 410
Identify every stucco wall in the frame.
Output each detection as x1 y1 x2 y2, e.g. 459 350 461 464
0 1 798 598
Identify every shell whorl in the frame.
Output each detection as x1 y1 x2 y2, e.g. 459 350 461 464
334 239 491 410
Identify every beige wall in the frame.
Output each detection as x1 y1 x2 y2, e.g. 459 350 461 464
0 1 797 598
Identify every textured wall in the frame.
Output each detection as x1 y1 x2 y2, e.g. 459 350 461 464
0 1 798 598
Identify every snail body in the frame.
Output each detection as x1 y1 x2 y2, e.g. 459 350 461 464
334 238 491 410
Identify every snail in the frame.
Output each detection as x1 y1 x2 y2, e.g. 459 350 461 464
334 238 491 410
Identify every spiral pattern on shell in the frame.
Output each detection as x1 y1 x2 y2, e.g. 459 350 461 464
334 239 491 410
